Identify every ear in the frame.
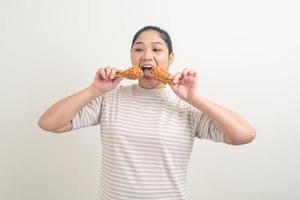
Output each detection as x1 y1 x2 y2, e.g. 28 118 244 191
168 52 175 65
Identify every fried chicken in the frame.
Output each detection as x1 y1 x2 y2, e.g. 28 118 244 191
151 66 172 84
115 65 172 84
115 65 144 80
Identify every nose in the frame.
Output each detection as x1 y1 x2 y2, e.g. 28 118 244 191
141 49 154 61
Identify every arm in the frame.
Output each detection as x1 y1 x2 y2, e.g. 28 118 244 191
170 68 256 145
38 66 124 133
189 96 256 145
38 85 102 133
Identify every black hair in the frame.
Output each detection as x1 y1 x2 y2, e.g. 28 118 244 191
131 26 173 55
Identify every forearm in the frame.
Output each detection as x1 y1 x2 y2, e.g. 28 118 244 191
189 96 256 145
38 85 102 131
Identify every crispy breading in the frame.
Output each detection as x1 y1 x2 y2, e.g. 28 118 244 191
151 66 172 84
115 65 144 80
115 65 172 84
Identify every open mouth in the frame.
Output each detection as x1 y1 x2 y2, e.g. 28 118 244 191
141 65 153 77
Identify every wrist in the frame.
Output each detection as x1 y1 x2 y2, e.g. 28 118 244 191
87 84 103 98
188 95 206 108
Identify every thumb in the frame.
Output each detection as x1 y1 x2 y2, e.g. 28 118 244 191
168 82 177 92
113 76 124 86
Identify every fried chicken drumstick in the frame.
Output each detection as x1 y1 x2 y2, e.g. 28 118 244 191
115 65 172 84
115 65 144 80
151 66 172 84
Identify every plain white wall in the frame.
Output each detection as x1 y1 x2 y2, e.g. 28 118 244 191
1 0 299 199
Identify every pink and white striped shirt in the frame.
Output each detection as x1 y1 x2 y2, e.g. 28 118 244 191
72 84 224 200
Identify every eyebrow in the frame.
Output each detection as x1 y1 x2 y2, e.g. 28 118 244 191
134 41 164 46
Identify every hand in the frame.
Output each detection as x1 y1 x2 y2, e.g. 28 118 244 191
91 66 124 94
169 68 200 102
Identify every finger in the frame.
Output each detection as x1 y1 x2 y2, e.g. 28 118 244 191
192 71 198 78
172 72 183 84
110 68 117 79
188 69 197 77
114 69 123 78
182 68 189 78
168 81 177 91
113 75 124 85
99 68 107 80
105 67 112 79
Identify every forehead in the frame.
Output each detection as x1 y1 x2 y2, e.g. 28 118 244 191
134 30 166 46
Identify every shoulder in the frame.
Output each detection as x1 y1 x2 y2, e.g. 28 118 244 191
167 92 192 112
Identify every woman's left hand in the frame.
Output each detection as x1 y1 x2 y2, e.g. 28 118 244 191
169 68 200 103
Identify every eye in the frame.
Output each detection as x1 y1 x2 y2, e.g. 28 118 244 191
153 48 162 52
134 48 143 52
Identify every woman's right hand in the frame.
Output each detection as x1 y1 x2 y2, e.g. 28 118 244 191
91 66 124 95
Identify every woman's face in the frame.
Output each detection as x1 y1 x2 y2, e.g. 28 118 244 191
131 30 174 89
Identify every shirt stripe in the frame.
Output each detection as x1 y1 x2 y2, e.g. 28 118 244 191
72 84 224 200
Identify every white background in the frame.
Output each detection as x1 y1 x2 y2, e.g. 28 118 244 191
1 0 299 199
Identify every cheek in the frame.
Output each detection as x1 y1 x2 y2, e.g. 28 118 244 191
131 54 140 62
155 54 169 64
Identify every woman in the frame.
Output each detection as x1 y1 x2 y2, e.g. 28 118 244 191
38 26 256 200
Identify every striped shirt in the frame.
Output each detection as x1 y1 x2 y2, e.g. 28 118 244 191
72 84 224 200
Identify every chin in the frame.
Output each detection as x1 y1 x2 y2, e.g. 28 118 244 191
139 79 163 89
140 77 156 83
